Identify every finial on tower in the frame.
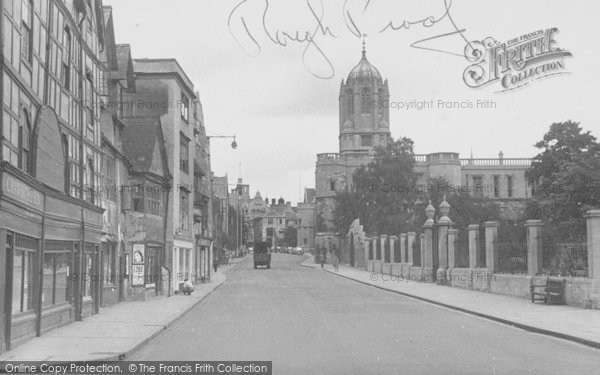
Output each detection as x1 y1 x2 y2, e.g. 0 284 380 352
362 34 367 56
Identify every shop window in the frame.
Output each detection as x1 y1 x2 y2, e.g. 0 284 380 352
11 233 37 315
102 242 116 285
145 247 159 285
42 240 73 307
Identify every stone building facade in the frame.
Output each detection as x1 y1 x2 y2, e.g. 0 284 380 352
123 58 199 294
314 47 532 255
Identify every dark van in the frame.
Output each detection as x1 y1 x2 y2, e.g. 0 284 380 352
253 241 271 269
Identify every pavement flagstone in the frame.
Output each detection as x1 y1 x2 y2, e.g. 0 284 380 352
0 257 248 361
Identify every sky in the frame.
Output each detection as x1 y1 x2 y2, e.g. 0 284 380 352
104 0 600 205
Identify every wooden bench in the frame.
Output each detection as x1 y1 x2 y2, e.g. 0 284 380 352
530 277 566 305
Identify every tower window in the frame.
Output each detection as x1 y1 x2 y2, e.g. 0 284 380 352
361 87 371 114
347 89 354 115
361 135 372 147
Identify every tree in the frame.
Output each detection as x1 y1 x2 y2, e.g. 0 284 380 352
284 225 298 247
333 137 502 236
525 121 600 238
334 137 419 235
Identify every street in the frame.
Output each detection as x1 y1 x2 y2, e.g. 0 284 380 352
131 254 600 374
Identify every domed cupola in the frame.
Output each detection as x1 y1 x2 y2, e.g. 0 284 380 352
347 47 383 84
338 42 391 155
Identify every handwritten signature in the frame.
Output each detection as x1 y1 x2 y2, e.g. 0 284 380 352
228 0 469 79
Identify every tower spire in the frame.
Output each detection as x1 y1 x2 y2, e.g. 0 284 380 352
362 34 367 56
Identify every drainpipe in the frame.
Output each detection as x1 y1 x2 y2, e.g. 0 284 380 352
162 177 171 296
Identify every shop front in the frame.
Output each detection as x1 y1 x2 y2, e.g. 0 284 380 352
0 164 104 353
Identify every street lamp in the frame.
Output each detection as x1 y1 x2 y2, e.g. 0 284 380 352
206 134 238 279
208 135 237 150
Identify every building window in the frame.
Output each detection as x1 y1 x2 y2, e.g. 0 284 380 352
378 89 385 116
361 135 372 147
102 242 116 285
145 247 159 285
19 110 32 174
84 72 94 140
82 243 96 297
180 93 189 122
180 133 189 173
493 175 500 198
179 189 189 231
472 176 484 198
145 185 162 216
507 175 514 198
62 134 70 194
132 184 144 213
62 27 71 91
268 218 273 225
361 87 371 114
10 233 37 315
85 158 95 204
104 155 116 201
42 240 73 307
21 0 33 63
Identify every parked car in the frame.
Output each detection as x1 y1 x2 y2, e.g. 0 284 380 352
292 247 304 255
253 241 271 269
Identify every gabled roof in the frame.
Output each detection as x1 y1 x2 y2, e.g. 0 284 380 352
122 117 169 178
115 44 135 89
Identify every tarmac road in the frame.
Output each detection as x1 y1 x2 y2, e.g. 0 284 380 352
131 254 600 375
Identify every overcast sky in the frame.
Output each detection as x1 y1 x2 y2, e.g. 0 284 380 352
104 0 600 205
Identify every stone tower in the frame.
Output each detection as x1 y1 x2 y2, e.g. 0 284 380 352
338 42 391 155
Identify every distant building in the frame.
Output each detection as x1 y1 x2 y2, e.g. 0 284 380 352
297 188 316 252
252 198 296 249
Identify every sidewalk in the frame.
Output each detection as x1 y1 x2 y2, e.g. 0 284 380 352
302 256 600 349
0 257 248 361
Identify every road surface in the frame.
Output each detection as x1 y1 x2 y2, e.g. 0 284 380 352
132 254 600 374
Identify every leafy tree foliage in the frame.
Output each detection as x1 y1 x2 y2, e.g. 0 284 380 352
334 137 500 235
284 225 298 247
525 121 600 238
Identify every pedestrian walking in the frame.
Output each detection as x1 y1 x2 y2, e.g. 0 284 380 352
318 246 326 269
213 256 219 273
332 244 340 272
